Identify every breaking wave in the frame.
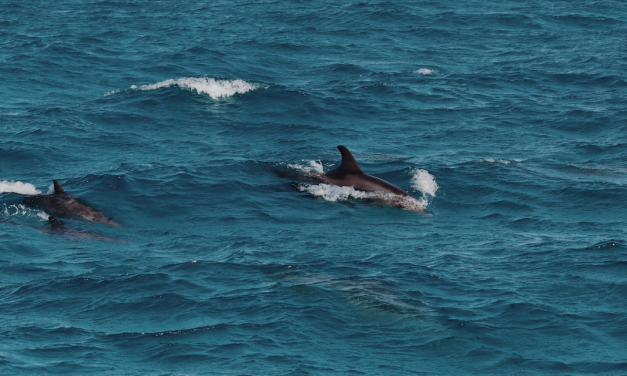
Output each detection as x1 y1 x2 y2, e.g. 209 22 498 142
132 77 259 99
0 180 41 195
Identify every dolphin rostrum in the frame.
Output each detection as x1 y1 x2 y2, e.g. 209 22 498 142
22 180 121 227
317 145 410 196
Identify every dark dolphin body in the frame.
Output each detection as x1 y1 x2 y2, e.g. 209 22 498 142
316 146 410 196
282 145 410 196
22 180 121 227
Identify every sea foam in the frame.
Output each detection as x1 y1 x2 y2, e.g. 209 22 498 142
479 158 513 165
410 169 438 197
1 204 48 221
0 181 41 195
135 77 258 99
287 160 324 174
415 68 435 75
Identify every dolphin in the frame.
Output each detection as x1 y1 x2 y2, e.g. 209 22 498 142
315 145 410 196
277 146 429 213
22 180 121 227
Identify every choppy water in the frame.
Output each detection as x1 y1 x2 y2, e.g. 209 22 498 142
1 1 626 374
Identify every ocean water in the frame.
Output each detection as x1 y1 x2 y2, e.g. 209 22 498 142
1 0 626 374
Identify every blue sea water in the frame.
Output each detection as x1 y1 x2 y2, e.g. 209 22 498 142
1 0 627 374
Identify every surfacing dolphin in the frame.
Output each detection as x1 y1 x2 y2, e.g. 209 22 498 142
279 145 428 213
22 180 121 227
317 145 410 196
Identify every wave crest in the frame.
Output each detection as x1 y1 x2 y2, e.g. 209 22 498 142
288 160 324 174
0 180 41 195
135 77 258 99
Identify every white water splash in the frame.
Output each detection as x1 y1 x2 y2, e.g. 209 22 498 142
288 160 324 174
103 89 120 97
0 181 41 195
410 169 438 197
1 204 48 221
415 68 435 75
480 158 512 165
134 77 258 99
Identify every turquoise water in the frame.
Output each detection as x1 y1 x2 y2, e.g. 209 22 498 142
1 1 626 374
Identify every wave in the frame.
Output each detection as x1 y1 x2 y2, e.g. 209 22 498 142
131 77 259 99
0 180 41 195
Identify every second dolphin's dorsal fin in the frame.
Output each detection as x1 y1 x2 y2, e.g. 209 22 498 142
48 216 64 227
53 180 66 194
336 145 362 173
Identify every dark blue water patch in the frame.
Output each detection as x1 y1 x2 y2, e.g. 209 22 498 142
2 0 627 374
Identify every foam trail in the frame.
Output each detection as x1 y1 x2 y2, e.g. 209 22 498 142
415 68 435 75
1 204 48 221
0 181 41 195
135 77 258 99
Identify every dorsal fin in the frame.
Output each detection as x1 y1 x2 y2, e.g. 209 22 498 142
336 145 362 173
53 180 65 194
48 216 64 228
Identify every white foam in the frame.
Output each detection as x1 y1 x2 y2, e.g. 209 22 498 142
415 68 435 75
134 77 258 99
103 89 120 97
411 169 439 197
0 181 41 195
480 158 511 165
288 160 324 174
299 184 428 213
1 204 48 221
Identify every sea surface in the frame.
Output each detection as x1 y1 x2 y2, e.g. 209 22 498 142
1 1 626 374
